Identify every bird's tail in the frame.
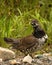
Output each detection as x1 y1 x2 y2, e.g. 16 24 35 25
4 37 14 44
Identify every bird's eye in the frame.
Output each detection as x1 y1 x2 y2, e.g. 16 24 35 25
31 22 36 25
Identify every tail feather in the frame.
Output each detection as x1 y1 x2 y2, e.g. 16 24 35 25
4 37 14 43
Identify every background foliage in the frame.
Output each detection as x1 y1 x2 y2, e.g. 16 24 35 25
0 0 52 52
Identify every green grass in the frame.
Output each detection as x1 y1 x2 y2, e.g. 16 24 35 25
0 8 52 50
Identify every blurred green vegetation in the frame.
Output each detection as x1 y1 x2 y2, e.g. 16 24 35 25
0 0 52 51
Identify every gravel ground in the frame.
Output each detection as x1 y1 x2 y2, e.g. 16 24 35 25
0 52 52 65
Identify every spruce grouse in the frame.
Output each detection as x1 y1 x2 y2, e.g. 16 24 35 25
4 19 48 55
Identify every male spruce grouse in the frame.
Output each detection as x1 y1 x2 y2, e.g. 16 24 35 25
4 19 48 56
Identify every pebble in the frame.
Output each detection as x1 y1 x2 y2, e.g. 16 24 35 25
34 54 43 58
36 59 43 64
9 59 17 65
43 53 52 57
23 54 33 64
0 58 2 62
0 52 52 65
48 56 52 61
0 47 15 60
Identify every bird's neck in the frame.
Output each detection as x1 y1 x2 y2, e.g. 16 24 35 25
32 26 45 38
32 27 47 44
32 27 39 37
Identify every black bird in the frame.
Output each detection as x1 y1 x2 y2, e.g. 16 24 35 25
4 19 48 55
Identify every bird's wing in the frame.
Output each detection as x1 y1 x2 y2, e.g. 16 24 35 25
4 35 39 51
19 35 39 50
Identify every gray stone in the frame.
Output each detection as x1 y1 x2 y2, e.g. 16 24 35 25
0 47 15 60
48 56 52 61
0 52 52 65
34 54 43 59
23 54 33 64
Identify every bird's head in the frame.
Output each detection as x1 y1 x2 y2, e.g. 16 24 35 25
31 19 39 28
31 19 48 43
